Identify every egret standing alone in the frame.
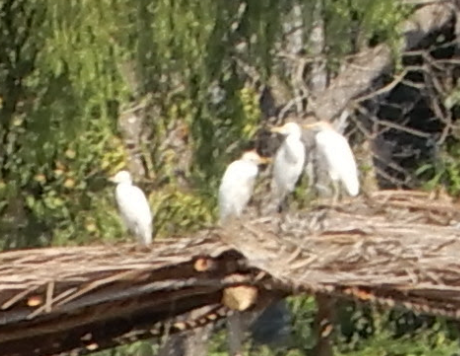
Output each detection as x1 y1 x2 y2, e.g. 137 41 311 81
270 122 306 209
110 170 153 245
303 121 359 202
218 150 269 224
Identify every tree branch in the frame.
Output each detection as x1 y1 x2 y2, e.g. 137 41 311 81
309 1 455 120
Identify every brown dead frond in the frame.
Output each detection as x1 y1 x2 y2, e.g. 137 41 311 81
1 190 460 355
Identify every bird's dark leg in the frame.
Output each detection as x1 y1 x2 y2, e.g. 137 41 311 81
227 312 244 356
331 180 340 206
277 195 289 214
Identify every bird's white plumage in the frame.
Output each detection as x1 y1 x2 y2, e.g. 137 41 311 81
312 123 359 196
111 170 153 245
218 151 264 224
271 122 306 202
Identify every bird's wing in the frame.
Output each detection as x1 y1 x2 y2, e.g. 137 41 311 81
315 131 359 196
218 161 258 221
283 137 306 165
116 185 153 227
272 139 306 198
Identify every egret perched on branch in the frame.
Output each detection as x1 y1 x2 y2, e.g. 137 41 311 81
110 170 153 245
218 150 270 224
303 121 359 202
270 122 306 209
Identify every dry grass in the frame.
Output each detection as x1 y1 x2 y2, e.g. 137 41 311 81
1 190 460 355
224 190 460 319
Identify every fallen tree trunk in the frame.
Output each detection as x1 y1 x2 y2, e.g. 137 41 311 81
0 190 460 355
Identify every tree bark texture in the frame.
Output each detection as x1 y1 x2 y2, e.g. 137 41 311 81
308 2 455 121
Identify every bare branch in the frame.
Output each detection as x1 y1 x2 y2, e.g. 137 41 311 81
308 2 455 120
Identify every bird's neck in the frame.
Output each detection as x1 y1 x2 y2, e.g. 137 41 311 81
283 138 302 161
286 132 302 141
286 133 302 142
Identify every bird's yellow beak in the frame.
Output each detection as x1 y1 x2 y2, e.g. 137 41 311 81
302 123 318 130
259 157 272 164
270 126 284 134
108 176 117 183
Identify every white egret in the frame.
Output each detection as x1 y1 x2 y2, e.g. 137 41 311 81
270 122 306 209
218 150 269 224
303 121 359 202
110 170 153 245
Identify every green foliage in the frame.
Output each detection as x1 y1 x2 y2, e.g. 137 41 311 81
0 0 134 248
239 84 262 139
151 189 214 237
335 309 459 356
416 140 460 196
91 340 159 356
324 0 409 68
